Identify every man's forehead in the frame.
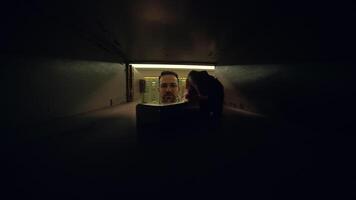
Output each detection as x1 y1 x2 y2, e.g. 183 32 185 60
160 75 178 83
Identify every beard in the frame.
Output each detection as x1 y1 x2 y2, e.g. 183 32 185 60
161 92 177 103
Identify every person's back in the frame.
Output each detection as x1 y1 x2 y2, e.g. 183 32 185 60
186 71 224 130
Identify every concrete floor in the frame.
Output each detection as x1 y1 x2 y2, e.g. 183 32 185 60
4 103 139 198
3 103 353 199
3 103 266 197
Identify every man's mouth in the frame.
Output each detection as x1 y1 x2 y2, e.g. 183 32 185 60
163 93 175 102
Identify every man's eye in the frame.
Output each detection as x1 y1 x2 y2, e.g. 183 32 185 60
170 84 177 87
160 84 167 88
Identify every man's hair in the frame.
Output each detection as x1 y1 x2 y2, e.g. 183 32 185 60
158 71 179 85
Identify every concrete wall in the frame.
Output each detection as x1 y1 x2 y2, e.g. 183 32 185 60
1 55 126 124
215 63 356 119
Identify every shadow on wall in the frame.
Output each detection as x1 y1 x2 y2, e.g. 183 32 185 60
215 63 356 120
1 55 126 124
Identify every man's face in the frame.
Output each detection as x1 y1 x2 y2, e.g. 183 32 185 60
159 75 179 104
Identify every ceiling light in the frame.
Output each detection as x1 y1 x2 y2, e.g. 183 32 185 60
131 64 215 70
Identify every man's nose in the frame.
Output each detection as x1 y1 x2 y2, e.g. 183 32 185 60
166 86 173 92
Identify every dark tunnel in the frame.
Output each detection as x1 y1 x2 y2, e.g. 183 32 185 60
1 0 356 199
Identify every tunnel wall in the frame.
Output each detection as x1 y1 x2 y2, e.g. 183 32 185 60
215 63 356 120
1 55 126 124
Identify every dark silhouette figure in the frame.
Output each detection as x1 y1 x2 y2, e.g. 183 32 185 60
136 71 225 191
186 70 224 129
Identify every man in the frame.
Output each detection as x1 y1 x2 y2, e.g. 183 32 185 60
159 71 180 104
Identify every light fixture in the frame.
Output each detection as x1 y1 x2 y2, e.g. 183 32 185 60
131 64 215 70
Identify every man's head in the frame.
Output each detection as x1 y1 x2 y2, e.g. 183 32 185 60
159 71 179 104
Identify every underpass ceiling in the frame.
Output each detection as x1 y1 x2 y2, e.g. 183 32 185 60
1 0 355 64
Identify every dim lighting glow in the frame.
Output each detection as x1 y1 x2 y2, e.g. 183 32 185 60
131 64 215 70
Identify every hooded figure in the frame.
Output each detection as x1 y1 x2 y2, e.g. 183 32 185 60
186 70 224 128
